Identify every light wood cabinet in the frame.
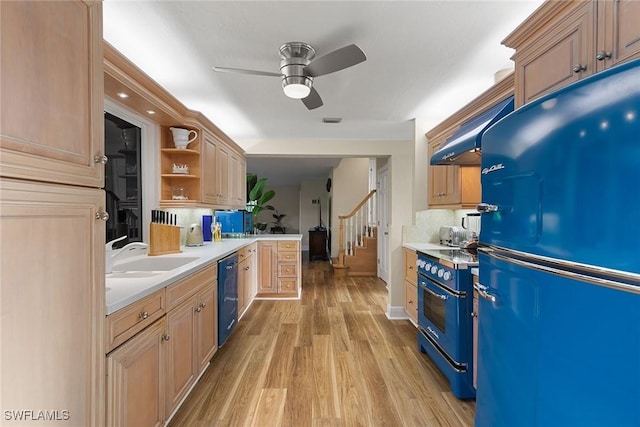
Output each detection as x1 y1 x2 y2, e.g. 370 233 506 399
164 264 217 416
0 0 104 188
257 240 301 297
403 248 418 325
257 241 278 294
426 74 513 209
103 42 247 210
238 243 257 316
107 318 166 427
1 178 106 427
504 0 640 107
106 263 217 425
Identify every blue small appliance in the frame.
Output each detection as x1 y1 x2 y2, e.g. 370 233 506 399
214 210 252 236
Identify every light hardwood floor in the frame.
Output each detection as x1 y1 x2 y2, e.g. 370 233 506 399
168 258 475 427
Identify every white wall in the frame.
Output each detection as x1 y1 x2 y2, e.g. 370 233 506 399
264 185 300 234
330 158 370 256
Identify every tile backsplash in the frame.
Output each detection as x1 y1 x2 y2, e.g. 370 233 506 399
403 208 477 243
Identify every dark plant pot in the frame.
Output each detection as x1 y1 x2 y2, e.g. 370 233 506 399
271 226 285 234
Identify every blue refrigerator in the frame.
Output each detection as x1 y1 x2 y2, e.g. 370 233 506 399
475 58 640 427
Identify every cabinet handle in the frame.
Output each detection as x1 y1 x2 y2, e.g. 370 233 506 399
244 266 250 271
572 64 586 73
195 306 202 313
596 51 611 61
95 211 110 221
138 311 149 320
408 300 413 304
201 302 206 308
162 334 170 341
94 154 108 164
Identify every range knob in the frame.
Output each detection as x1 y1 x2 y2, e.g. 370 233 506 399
437 268 444 278
430 265 438 274
443 271 452 281
416 259 421 268
425 263 432 270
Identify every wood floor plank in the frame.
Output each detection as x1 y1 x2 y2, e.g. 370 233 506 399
311 335 340 420
168 259 476 427
281 345 313 427
250 388 287 427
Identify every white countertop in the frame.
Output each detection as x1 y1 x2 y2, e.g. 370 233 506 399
402 242 452 252
106 234 302 315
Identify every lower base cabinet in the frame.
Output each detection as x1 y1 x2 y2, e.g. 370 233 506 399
107 318 167 427
106 266 218 427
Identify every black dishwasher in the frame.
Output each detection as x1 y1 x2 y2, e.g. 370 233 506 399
217 252 238 346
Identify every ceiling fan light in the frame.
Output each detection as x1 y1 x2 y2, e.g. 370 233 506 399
282 76 312 99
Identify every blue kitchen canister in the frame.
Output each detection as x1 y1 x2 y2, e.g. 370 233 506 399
202 215 213 241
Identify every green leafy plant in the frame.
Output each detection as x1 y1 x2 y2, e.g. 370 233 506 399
271 210 286 232
246 174 275 231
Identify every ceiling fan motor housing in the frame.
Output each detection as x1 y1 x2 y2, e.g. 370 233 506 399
280 42 315 97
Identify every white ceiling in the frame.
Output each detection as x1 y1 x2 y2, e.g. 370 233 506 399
103 0 544 186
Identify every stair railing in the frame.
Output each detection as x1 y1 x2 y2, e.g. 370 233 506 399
337 189 376 266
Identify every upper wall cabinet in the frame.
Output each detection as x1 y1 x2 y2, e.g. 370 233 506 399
0 1 104 188
504 0 640 108
426 74 514 209
103 42 246 209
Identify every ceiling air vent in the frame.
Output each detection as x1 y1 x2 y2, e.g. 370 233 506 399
322 117 342 124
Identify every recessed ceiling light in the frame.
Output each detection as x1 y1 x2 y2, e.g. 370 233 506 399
146 110 156 115
116 92 129 99
322 117 342 124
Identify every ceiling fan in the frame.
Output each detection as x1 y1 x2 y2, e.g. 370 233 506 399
213 42 367 110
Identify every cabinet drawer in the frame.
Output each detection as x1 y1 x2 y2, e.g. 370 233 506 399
277 251 298 262
404 280 418 324
166 263 217 311
404 249 417 284
277 278 298 295
277 262 297 278
277 240 299 252
106 289 166 353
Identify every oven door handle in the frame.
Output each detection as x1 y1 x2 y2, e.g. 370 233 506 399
419 281 449 300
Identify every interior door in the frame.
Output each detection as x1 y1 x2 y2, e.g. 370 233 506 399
377 167 389 283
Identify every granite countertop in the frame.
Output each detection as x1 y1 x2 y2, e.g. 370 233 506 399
106 234 302 315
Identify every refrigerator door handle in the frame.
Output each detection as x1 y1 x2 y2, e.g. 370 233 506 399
474 282 497 303
476 203 499 213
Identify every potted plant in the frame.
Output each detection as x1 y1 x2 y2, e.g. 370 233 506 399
246 173 275 233
270 210 286 234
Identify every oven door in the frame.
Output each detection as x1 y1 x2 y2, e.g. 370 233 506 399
417 273 468 362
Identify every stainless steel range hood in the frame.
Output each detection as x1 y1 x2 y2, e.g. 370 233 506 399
430 96 514 165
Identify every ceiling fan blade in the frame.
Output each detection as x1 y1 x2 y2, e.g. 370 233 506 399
213 66 281 77
302 87 323 110
304 44 366 77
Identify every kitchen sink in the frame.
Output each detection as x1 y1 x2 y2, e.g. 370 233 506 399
112 256 200 272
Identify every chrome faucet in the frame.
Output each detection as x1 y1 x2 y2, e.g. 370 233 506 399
105 235 149 274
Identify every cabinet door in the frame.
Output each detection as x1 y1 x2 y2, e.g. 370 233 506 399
597 0 640 71
513 2 593 107
238 258 248 315
216 143 230 203
0 178 105 427
0 1 104 188
195 282 218 372
202 131 218 204
428 139 460 206
165 299 197 416
257 241 278 294
107 319 166 427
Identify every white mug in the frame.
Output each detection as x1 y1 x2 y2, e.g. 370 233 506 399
169 127 197 149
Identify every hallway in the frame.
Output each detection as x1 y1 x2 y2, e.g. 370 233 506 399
168 259 475 426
